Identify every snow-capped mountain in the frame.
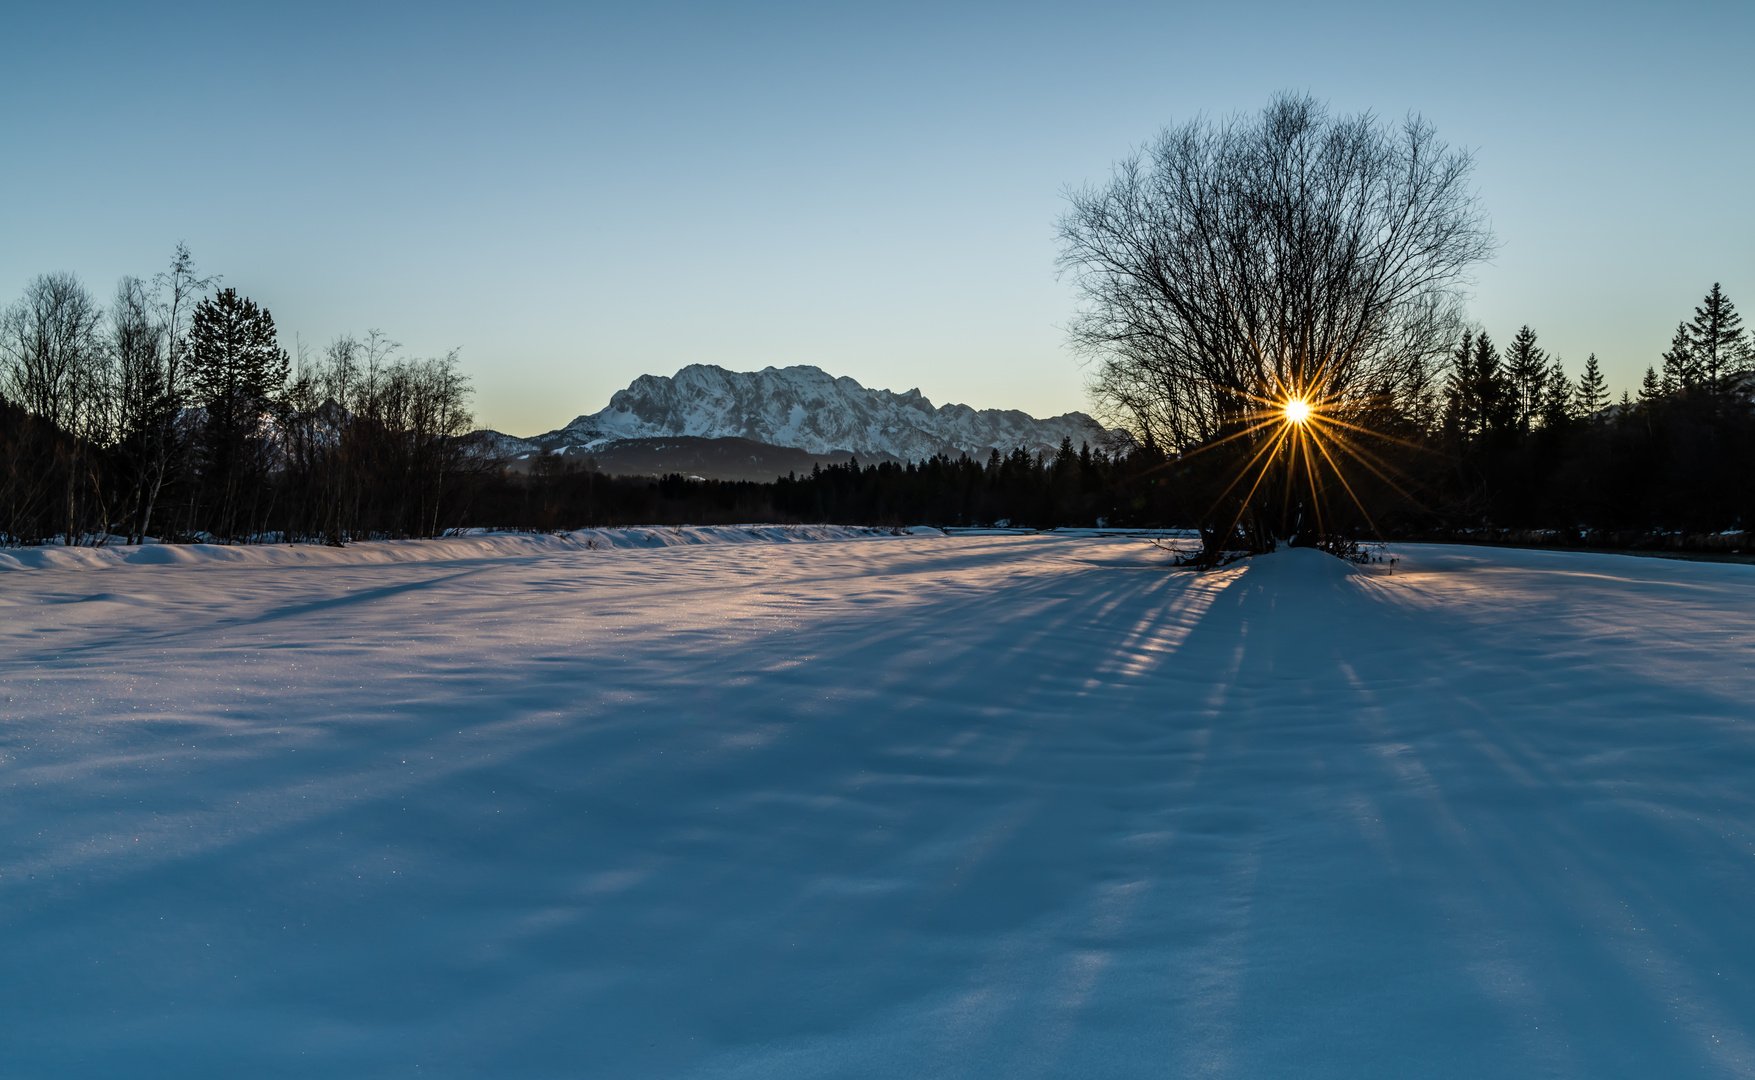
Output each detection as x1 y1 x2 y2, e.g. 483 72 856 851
491 365 1122 463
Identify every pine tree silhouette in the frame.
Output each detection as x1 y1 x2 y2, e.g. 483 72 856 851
1504 325 1548 432
1639 365 1664 403
1687 284 1751 388
1574 354 1609 417
188 288 289 539
1541 356 1572 429
1443 330 1478 440
1472 333 1512 435
1660 321 1697 391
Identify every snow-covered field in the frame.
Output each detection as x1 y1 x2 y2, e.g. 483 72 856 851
3 532 1753 1078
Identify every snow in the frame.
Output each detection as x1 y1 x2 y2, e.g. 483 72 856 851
0 524 934 573
3 536 1754 1077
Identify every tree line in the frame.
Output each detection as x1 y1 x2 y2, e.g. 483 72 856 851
454 440 1172 532
2 245 1752 547
1419 285 1754 539
1 245 476 545
447 279 1755 544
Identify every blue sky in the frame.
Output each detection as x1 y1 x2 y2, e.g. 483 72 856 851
3 1 1751 435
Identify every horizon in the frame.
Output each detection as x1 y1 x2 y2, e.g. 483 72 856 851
4 1 1752 435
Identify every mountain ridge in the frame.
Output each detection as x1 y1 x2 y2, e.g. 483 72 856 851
478 364 1125 466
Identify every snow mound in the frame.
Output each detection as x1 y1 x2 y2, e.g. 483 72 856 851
1241 544 1361 579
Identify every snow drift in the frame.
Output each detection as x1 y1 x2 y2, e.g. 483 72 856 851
0 524 940 573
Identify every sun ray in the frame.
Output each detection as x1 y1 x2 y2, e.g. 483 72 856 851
1316 427 1409 480
1306 427 1378 535
1200 422 1293 534
1219 424 1296 543
1117 415 1284 486
1160 351 1451 556
1170 416 1282 459
1227 464 1283 541
1201 381 1293 412
1280 426 1301 526
1299 426 1326 539
1309 419 1418 484
1310 415 1446 456
1314 425 1433 513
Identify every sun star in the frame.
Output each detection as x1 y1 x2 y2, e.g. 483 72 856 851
1283 398 1311 425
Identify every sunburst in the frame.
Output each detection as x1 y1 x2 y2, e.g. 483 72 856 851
1163 373 1433 556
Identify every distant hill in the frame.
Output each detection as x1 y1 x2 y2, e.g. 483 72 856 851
471 364 1125 479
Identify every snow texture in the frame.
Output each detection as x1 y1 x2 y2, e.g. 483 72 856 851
0 525 929 573
493 364 1119 461
3 537 1754 1078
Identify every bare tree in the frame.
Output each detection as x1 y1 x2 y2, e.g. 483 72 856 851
409 350 474 536
138 242 218 543
0 273 108 544
1058 92 1495 552
270 326 479 542
111 275 168 541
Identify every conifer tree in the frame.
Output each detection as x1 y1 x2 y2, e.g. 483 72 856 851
1574 354 1609 417
1472 332 1511 435
1686 283 1751 388
1660 321 1696 391
1540 356 1572 429
1639 364 1664 403
188 288 288 539
1443 329 1478 439
1504 325 1547 432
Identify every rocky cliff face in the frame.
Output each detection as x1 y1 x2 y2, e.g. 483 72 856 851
496 365 1120 463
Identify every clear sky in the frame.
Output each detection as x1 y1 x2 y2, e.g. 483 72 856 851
4 1 1751 436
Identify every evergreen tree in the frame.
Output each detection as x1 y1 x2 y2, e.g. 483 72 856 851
1443 329 1478 439
1472 332 1511 435
1660 321 1696 391
1540 356 1572 429
1504 325 1547 432
1686 283 1751 388
188 288 288 539
1639 364 1664 403
1574 354 1609 417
